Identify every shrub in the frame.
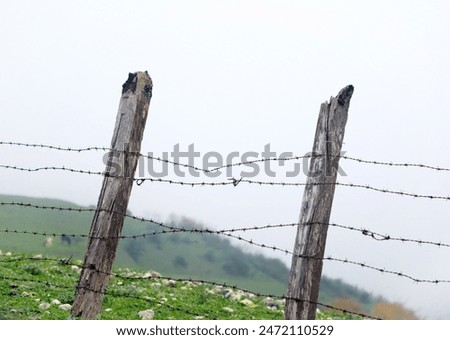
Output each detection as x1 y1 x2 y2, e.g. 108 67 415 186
328 296 364 315
372 302 418 320
22 264 43 276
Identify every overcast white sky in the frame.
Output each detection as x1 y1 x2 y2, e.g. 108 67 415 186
1 0 450 319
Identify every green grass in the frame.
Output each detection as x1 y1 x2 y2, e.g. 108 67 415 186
0 254 360 320
0 194 378 316
0 194 289 295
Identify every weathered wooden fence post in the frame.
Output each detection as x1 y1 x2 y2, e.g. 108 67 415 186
285 85 354 320
71 71 152 319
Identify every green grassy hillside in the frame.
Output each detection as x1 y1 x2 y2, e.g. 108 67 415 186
0 194 378 310
0 255 361 320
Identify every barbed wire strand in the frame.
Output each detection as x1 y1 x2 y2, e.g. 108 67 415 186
1 141 449 173
207 233 450 284
3 201 450 248
310 222 450 249
0 201 300 237
3 220 449 250
2 201 450 248
340 155 450 172
3 219 450 250
2 227 450 284
2 163 449 201
0 202 295 236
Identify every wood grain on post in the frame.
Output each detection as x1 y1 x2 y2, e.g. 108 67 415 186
71 72 152 319
285 85 354 320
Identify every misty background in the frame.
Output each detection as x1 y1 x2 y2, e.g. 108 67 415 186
1 1 450 318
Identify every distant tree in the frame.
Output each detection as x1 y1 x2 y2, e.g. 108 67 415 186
329 296 364 315
372 302 418 320
169 234 180 243
179 216 203 230
319 277 377 306
124 239 144 263
249 256 288 283
147 234 163 250
202 250 216 263
173 256 188 268
222 253 250 277
181 235 196 245
61 235 72 246
201 233 230 248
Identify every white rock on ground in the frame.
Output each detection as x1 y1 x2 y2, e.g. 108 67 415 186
151 271 162 278
124 272 139 279
71 265 81 273
105 308 112 312
240 299 255 306
143 271 162 279
163 279 176 287
138 309 154 320
33 254 43 259
44 237 53 247
264 297 280 310
51 299 61 305
232 292 243 301
5 252 12 256
151 282 161 288
39 303 51 310
264 297 274 303
224 290 242 301
223 307 234 313
59 304 72 311
0 250 2 255
206 286 222 294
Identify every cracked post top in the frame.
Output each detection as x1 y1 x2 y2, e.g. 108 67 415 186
122 71 152 96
